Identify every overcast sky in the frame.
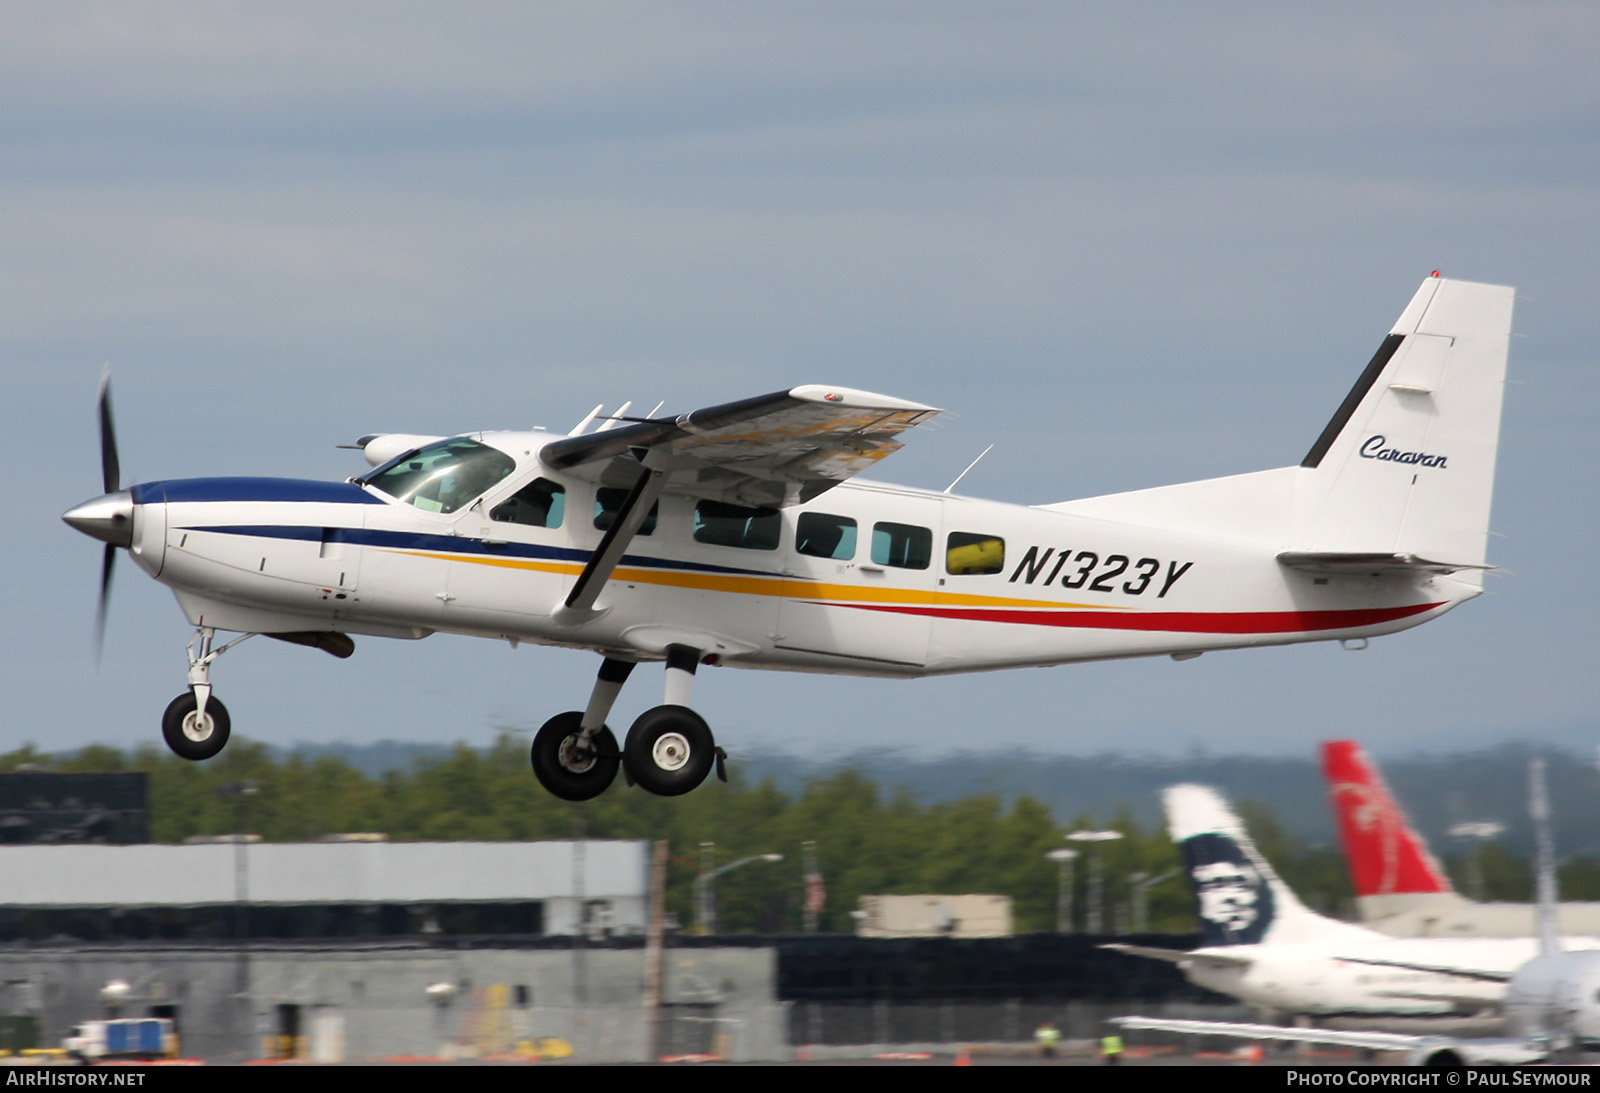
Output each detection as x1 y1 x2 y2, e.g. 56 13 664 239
9 3 1599 765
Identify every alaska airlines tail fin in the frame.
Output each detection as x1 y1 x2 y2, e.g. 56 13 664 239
1167 783 1373 947
1322 741 1456 919
1289 276 1514 574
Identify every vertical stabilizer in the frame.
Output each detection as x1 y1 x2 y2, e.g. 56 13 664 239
1294 276 1514 575
1166 784 1374 947
1322 741 1455 909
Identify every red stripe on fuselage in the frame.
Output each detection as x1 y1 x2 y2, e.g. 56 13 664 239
825 601 1445 634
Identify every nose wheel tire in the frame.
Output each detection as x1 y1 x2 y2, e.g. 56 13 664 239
161 691 232 761
531 712 620 802
624 705 715 797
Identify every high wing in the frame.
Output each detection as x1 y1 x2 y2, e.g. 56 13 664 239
541 385 941 508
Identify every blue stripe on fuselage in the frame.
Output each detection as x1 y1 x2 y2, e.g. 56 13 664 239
176 523 791 579
131 478 385 505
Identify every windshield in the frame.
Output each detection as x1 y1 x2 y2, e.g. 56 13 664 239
364 437 516 514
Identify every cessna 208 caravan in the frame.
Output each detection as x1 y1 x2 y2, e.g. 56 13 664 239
63 275 1513 802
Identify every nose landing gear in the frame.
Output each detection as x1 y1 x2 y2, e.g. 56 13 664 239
160 628 255 762
162 690 231 761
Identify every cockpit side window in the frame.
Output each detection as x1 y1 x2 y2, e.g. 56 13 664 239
491 478 566 528
365 438 516 515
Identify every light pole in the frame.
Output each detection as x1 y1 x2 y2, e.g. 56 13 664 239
1046 848 1079 933
1449 821 1505 902
695 850 783 935
1128 870 1175 933
1067 830 1123 935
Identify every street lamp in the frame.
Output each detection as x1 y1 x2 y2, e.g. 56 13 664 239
1449 820 1505 902
1128 870 1175 933
1045 849 1079 933
1067 830 1123 935
694 847 783 935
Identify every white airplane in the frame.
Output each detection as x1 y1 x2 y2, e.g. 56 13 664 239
1116 763 1600 1066
1323 740 1600 938
1104 784 1593 1019
63 275 1513 801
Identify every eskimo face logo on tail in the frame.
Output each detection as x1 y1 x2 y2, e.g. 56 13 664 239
1182 832 1275 946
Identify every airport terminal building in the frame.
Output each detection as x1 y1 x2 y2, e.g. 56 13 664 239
0 837 799 1062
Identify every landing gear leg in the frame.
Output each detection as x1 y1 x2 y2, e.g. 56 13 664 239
530 657 633 801
162 627 254 761
623 644 724 797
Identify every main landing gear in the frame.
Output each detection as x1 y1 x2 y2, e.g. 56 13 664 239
160 627 252 762
530 645 727 802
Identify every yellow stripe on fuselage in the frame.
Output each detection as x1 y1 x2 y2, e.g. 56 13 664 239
385 548 1126 612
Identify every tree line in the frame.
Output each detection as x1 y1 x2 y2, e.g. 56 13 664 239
3 738 1588 935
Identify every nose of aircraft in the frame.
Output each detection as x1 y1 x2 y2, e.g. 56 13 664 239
63 490 135 549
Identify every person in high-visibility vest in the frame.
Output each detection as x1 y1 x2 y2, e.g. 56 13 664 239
1100 1032 1123 1065
1034 1021 1061 1058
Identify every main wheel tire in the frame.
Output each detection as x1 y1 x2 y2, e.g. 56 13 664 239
624 705 715 797
161 691 232 761
531 712 619 802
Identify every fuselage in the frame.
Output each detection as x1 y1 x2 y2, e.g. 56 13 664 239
1188 937 1600 1018
1505 950 1600 1047
110 429 1474 675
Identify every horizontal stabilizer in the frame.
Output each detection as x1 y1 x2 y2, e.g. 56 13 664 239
1278 552 1494 576
1101 942 1251 969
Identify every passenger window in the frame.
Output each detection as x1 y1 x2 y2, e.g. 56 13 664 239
593 488 658 536
946 532 1005 575
694 500 781 550
796 512 857 560
871 522 932 570
491 478 565 529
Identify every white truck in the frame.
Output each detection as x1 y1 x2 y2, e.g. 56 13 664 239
64 1018 176 1063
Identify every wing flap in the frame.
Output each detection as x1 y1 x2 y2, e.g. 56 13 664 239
541 386 940 507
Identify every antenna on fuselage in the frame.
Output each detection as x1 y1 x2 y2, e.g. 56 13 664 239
567 404 603 437
595 401 632 433
943 445 994 495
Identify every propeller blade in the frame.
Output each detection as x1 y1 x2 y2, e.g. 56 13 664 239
98 369 120 494
95 543 116 665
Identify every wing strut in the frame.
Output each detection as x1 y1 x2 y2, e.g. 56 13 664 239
560 461 667 618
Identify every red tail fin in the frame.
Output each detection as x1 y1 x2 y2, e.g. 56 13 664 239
1321 741 1453 897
